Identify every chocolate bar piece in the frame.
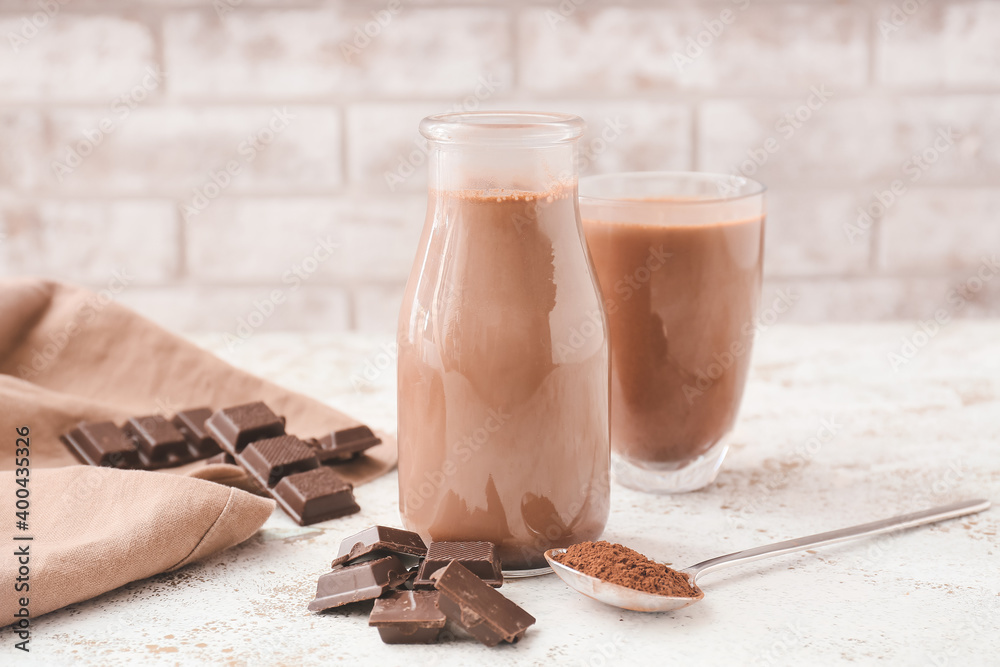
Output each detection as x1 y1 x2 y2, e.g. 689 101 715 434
308 555 407 612
414 541 503 589
123 415 191 469
332 526 427 568
273 467 360 526
312 425 381 463
238 435 319 487
431 562 535 647
60 421 140 469
369 590 446 644
204 452 236 465
205 402 285 454
172 407 222 458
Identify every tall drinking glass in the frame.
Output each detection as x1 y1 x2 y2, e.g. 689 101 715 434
580 172 765 493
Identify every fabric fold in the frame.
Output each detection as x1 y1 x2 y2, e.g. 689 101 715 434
0 467 275 620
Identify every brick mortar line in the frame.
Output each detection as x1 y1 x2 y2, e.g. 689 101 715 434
8 180 1000 198
4 89 1000 110
0 0 981 13
6 183 1000 198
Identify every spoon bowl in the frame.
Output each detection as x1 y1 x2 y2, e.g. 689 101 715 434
545 498 990 613
545 548 703 612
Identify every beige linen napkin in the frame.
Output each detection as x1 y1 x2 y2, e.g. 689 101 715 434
0 278 398 621
0 278 397 482
0 467 274 621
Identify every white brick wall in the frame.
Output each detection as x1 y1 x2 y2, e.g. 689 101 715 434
0 0 997 334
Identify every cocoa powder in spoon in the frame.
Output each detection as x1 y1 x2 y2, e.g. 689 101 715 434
553 541 700 598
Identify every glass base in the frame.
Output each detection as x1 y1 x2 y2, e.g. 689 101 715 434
502 565 552 578
612 438 729 494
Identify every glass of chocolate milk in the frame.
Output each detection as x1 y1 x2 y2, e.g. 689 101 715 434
580 172 765 493
397 112 611 573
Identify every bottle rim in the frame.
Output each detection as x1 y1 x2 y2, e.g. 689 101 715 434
419 111 586 145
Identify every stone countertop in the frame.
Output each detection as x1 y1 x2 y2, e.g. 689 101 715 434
6 323 999 666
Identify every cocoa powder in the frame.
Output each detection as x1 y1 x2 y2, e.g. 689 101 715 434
553 541 700 598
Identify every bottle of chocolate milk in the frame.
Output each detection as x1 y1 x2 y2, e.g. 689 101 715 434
397 112 610 571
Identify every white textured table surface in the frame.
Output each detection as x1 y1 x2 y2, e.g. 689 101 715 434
4 323 999 666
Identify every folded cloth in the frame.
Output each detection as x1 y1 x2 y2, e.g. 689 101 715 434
0 278 397 483
0 467 275 621
0 278 397 621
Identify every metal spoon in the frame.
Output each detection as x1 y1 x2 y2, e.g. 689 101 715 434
544 498 991 612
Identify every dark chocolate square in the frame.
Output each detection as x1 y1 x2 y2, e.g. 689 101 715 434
123 415 191 469
308 555 407 612
332 525 427 568
273 467 360 526
237 435 319 487
311 425 381 463
432 561 534 646
60 421 140 469
413 541 503 589
369 590 446 644
172 407 221 458
205 402 285 454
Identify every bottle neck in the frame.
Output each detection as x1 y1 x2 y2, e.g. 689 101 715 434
427 141 579 195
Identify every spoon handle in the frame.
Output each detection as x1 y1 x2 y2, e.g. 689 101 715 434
686 498 991 581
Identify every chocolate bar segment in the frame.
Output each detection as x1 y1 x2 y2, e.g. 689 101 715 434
431 561 535 647
369 590 446 644
273 467 360 526
307 555 407 612
414 541 503 589
332 525 427 568
123 415 191 469
312 425 381 463
60 421 140 469
172 407 222 458
205 402 285 454
238 435 319 487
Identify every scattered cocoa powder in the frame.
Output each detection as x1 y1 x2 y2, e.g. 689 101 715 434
553 541 700 598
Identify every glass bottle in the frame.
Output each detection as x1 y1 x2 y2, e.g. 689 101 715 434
397 112 610 573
